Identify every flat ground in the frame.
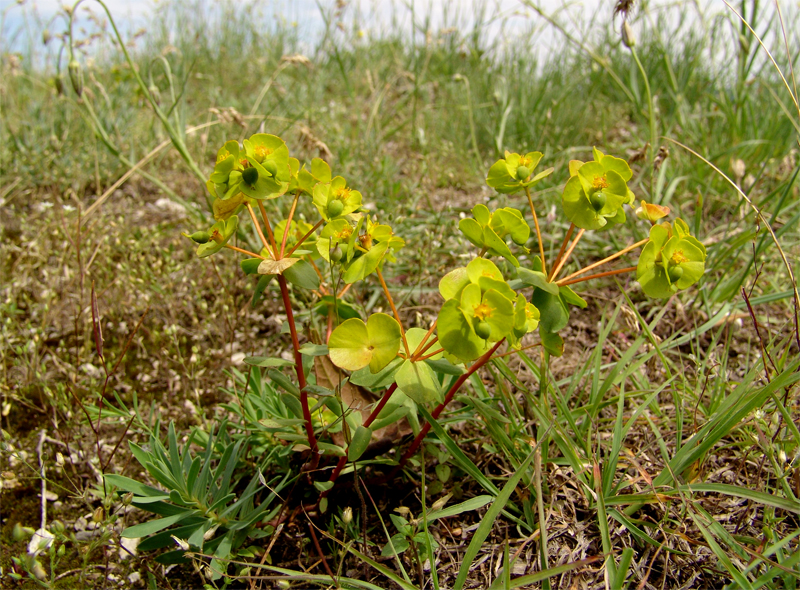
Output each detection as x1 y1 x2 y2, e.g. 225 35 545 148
2 1 800 588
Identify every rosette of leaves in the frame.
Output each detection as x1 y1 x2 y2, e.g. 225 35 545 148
184 215 238 258
562 148 635 230
486 150 554 194
328 313 402 373
313 174 363 221
106 424 287 580
458 204 530 267
436 258 517 361
637 219 706 298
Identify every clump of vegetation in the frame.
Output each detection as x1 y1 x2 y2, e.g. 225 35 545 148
1 0 799 588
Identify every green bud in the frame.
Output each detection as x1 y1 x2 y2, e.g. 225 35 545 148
329 245 344 262
622 21 636 48
516 165 531 181
327 199 344 218
187 231 211 244
475 321 491 340
92 506 104 523
57 544 66 557
342 506 353 525
263 159 278 177
667 265 684 283
54 75 65 96
589 191 606 212
50 520 65 534
242 166 259 186
122 492 134 506
12 523 30 542
68 60 82 97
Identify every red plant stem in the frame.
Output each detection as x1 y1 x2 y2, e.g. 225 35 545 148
257 200 279 255
549 228 586 282
558 238 648 284
417 348 444 361
412 319 438 358
557 266 637 286
246 203 274 259
398 340 504 468
411 336 440 361
325 383 400 486
279 191 301 258
277 274 318 464
549 223 575 281
286 219 324 257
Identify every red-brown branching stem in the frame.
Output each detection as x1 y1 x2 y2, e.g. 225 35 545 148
398 340 504 468
223 244 264 258
417 348 444 361
557 266 636 286
412 336 440 361
525 186 547 277
257 201 279 255
246 203 274 258
277 274 319 465
376 267 409 356
558 238 648 284
279 191 301 258
549 228 586 282
287 219 324 257
325 383 400 487
412 319 438 358
549 223 575 281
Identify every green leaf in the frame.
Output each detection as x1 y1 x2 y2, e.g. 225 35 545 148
395 359 442 404
437 299 486 362
284 260 320 290
252 274 273 307
104 474 166 498
240 258 262 275
439 267 470 300
298 343 329 357
244 356 294 368
559 285 587 308
539 329 564 357
425 358 465 376
122 511 192 538
517 268 559 295
531 288 569 333
350 357 403 389
428 496 492 521
328 314 401 373
348 425 372 461
458 218 485 248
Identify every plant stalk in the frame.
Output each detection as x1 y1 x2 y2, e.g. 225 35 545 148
277 274 319 465
557 266 637 286
525 186 547 276
558 238 648 284
399 340 504 467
